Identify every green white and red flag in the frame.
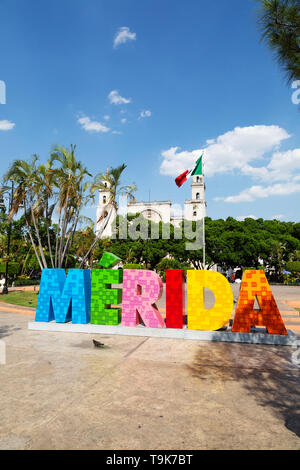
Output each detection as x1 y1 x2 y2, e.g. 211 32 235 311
175 155 203 188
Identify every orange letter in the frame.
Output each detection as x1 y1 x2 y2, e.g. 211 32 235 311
232 270 287 335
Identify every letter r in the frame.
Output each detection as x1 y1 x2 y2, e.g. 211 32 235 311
121 269 164 328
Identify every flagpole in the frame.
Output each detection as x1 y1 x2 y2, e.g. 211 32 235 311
202 151 206 270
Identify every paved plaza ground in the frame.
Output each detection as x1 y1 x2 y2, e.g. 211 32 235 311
0 284 299 450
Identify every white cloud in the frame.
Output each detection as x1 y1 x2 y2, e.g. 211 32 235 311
160 146 204 177
121 118 127 124
216 182 300 203
112 130 122 135
103 115 110 121
0 120 15 131
140 110 151 119
237 214 284 221
236 215 258 221
160 125 290 178
160 124 300 204
77 116 110 133
108 90 131 105
113 26 136 48
241 148 300 182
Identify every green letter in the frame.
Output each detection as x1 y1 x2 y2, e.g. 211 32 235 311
91 269 123 325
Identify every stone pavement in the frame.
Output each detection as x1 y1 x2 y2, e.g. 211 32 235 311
0 308 300 450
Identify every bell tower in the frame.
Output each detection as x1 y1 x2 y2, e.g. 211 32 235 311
192 174 205 201
96 179 116 238
184 174 206 220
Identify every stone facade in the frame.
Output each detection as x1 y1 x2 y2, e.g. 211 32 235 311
96 174 206 237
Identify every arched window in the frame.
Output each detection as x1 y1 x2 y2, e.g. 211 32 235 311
104 211 108 218
196 176 200 183
103 196 106 203
193 211 197 217
196 193 200 200
104 182 107 188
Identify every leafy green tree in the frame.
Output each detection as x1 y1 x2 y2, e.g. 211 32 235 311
286 260 300 271
155 258 191 281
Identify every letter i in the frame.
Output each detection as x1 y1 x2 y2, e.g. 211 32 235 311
166 269 184 329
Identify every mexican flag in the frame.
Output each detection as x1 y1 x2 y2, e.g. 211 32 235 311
175 155 203 188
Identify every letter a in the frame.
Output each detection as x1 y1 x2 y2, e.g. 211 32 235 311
232 270 287 335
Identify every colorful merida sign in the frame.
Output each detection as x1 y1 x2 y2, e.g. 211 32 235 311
35 252 288 336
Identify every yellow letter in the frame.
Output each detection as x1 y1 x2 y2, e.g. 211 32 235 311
187 270 233 331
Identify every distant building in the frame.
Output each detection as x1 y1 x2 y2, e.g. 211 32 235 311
96 174 207 237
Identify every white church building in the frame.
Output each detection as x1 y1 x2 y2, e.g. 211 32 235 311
96 174 207 237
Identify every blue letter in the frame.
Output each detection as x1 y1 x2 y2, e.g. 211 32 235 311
35 269 91 323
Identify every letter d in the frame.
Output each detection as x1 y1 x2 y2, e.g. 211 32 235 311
187 270 233 331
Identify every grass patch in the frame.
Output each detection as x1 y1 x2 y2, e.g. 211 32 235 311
0 291 38 308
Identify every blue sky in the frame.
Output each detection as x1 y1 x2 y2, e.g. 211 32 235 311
0 0 299 224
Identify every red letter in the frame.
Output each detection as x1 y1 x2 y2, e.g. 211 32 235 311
166 269 184 329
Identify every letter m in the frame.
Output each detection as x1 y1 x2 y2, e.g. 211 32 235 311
35 269 91 324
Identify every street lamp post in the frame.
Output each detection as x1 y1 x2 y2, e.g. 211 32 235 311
2 181 13 295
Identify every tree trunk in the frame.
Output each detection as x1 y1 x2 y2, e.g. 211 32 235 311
62 211 80 268
79 208 113 268
29 189 48 268
55 208 62 268
25 220 44 271
45 205 54 269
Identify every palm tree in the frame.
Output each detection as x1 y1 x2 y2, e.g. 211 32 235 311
79 164 137 267
257 0 300 83
3 145 93 271
34 160 58 268
3 155 48 269
50 145 92 268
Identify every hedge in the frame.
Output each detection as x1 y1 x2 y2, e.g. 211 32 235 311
285 261 300 273
10 279 40 287
0 261 20 275
122 264 145 270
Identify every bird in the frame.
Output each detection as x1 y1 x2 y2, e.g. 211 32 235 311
93 339 105 348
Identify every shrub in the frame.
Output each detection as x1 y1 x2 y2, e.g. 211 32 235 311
11 279 40 287
286 261 300 273
155 258 191 282
123 264 145 270
242 267 265 271
0 261 20 275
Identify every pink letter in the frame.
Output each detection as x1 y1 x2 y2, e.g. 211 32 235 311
121 269 164 328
